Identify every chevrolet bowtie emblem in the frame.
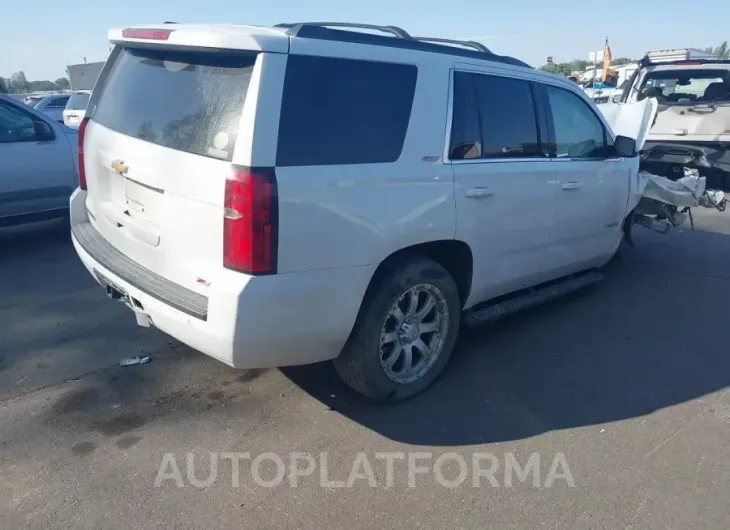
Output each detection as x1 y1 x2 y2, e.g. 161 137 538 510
111 159 128 176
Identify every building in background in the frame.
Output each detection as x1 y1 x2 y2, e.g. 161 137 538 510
66 61 105 91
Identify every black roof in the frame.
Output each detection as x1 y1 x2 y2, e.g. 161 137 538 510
278 24 532 69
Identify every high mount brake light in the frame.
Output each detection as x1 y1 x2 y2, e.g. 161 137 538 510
122 28 174 40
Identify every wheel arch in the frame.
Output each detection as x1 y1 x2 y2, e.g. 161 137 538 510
361 240 473 311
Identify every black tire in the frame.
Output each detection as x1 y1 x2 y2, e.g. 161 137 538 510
334 256 461 402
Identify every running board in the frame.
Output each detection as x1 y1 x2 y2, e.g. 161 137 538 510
463 271 604 327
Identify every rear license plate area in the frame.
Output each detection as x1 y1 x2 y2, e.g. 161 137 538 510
125 179 148 213
124 179 161 224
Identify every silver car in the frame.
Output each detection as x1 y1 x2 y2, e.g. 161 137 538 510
32 94 71 124
0 93 78 227
23 95 44 106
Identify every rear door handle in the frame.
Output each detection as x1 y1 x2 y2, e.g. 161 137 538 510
465 187 494 199
561 181 582 191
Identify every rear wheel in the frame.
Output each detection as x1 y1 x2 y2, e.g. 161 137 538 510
334 257 461 402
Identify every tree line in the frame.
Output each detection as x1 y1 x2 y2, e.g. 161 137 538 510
0 71 71 95
539 57 634 76
537 41 729 76
704 41 729 58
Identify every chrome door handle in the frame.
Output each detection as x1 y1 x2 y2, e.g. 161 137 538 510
561 181 582 190
465 187 494 199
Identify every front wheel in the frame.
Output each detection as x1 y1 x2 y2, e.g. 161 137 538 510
334 257 461 402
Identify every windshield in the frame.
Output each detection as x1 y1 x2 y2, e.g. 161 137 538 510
66 93 90 110
637 68 730 104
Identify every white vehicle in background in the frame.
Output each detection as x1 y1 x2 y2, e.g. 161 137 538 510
32 94 71 123
585 84 620 104
583 64 639 104
71 21 645 402
63 91 92 129
618 48 730 190
614 63 639 92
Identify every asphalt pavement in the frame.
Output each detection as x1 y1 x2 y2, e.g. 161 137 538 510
1 211 730 529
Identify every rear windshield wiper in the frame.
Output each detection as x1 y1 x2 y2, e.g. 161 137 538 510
687 94 730 111
687 101 730 112
687 104 718 112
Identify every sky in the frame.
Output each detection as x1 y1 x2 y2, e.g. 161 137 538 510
2 0 729 81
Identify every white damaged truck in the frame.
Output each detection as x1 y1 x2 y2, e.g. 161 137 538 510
618 48 730 192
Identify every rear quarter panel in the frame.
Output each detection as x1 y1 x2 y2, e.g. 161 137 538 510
257 44 456 274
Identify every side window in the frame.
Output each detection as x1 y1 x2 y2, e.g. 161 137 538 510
49 96 70 108
545 86 607 158
449 72 482 160
472 74 541 159
449 72 542 160
277 56 418 167
0 101 54 143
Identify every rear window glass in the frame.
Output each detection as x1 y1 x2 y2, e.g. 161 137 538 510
66 93 90 110
48 96 70 108
276 55 418 166
92 47 256 161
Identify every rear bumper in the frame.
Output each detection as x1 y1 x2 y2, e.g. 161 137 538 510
72 221 209 320
69 189 374 369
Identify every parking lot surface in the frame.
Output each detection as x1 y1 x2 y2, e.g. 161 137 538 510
1 211 730 529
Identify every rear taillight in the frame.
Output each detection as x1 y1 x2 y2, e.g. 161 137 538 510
78 117 89 191
223 168 277 275
122 28 174 40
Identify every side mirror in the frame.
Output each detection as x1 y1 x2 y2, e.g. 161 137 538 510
614 135 637 158
611 93 623 104
33 120 55 141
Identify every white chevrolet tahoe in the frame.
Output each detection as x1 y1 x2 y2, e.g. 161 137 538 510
70 22 640 401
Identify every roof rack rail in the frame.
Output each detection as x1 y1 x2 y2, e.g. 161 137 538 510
275 22 412 39
277 22 531 68
412 36 492 54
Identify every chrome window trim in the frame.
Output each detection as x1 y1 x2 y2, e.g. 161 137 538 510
442 67 550 166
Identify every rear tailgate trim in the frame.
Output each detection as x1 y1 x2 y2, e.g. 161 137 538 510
72 222 209 320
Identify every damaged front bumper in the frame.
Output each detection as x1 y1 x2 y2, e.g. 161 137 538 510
641 141 730 191
625 167 727 241
597 99 728 240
